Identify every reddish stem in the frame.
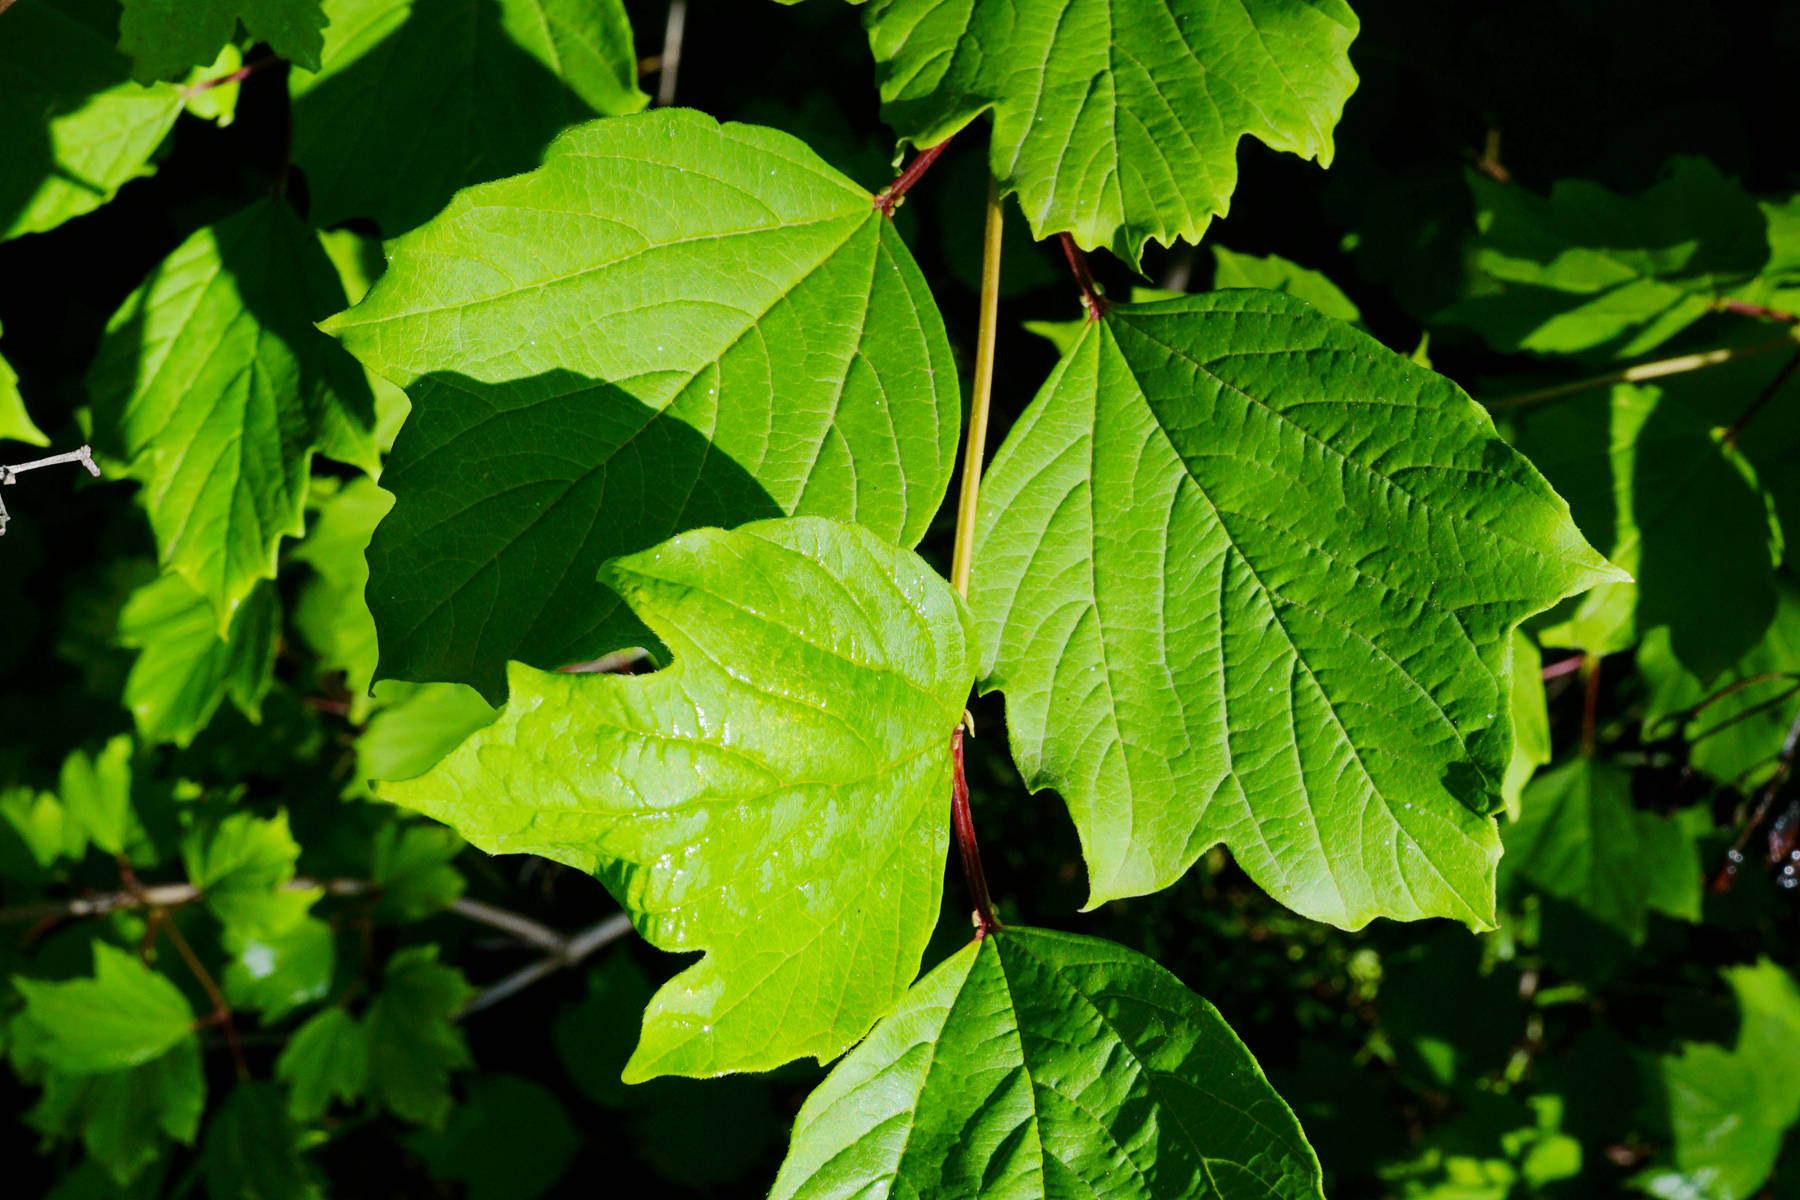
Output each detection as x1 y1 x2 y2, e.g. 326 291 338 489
873 138 953 217
1058 233 1108 319
182 54 275 97
1579 655 1601 758
1540 655 1584 681
950 726 999 937
1716 297 1800 325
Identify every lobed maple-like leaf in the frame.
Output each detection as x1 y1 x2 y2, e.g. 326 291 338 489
385 518 975 1080
329 109 961 701
119 0 327 82
821 0 1359 268
970 291 1620 928
772 926 1323 1200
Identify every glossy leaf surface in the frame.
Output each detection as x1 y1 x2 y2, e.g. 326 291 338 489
386 518 976 1079
970 291 1619 927
772 926 1323 1200
332 109 960 701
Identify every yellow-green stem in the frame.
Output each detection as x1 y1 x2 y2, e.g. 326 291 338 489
1487 335 1795 412
950 176 1004 597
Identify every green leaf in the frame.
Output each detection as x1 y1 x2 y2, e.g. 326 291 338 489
199 1081 324 1200
552 957 652 1109
275 1007 368 1123
119 0 327 82
25 1039 205 1186
88 197 377 627
0 324 50 446
118 572 279 747
1501 632 1551 819
407 1075 577 1200
292 478 394 719
1501 759 1700 944
12 943 195 1075
1641 960 1800 1200
365 945 473 1128
1523 367 1780 678
369 823 465 922
0 0 184 241
1640 585 1800 790
58 737 137 857
771 926 1323 1200
222 916 335 1022
386 517 976 1079
0 786 89 874
330 109 961 701
846 0 1359 268
969 291 1619 927
1212 248 1363 326
355 681 498 785
1444 158 1772 358
182 811 319 938
289 0 649 234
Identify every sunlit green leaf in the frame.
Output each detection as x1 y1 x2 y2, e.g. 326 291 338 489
773 926 1323 1200
289 0 648 234
222 916 335 1022
118 573 279 748
292 477 394 719
57 737 137 857
1212 248 1363 326
1445 158 1774 358
0 0 184 241
971 291 1619 927
1502 632 1552 819
355 682 498 785
183 810 318 938
89 198 377 626
387 517 975 1079
12 943 195 1075
837 0 1359 268
0 323 50 446
329 109 961 701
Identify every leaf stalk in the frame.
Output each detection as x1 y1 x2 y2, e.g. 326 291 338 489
952 727 999 937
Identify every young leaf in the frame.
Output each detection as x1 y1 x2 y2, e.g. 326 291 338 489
329 109 961 701
182 810 318 938
365 946 473 1128
0 0 184 241
386 517 976 1079
354 682 498 785
119 0 327 82
1642 960 1800 1200
58 736 137 857
275 1007 369 1123
969 291 1620 928
832 0 1359 268
118 573 279 747
771 926 1323 1200
199 1081 325 1200
1444 158 1773 358
88 198 377 627
0 326 50 446
1502 759 1700 944
289 0 649 234
221 916 335 1022
23 1039 204 1185
0 786 89 876
12 943 195 1075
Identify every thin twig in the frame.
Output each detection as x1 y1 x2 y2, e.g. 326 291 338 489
1722 347 1800 447
445 897 566 954
873 137 953 217
951 727 998 936
655 0 686 107
1 444 102 536
1058 233 1108 319
180 54 275 98
1486 338 1796 412
157 909 248 1079
1715 298 1799 325
0 877 373 925
1540 655 1584 681
458 912 634 1018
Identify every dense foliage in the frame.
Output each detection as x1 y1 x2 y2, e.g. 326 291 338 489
2 1 1798 1197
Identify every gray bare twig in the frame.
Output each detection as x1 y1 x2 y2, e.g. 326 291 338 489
1 443 102 535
